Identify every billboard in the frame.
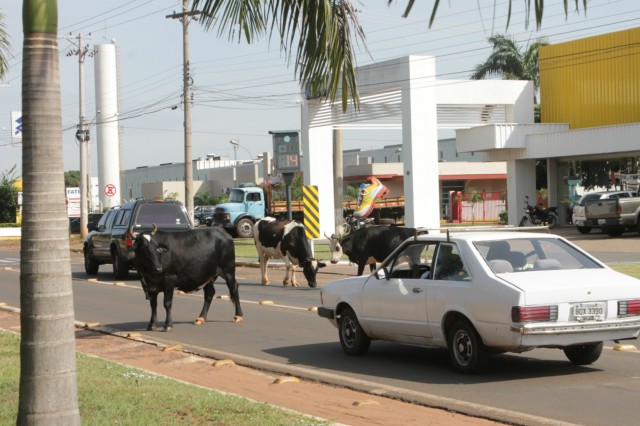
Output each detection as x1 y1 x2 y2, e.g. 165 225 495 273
11 111 22 146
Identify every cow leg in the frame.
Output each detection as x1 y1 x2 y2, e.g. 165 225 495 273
162 290 174 332
369 263 376 273
195 281 215 325
219 269 244 323
357 262 366 276
147 293 161 331
260 255 271 286
290 263 300 287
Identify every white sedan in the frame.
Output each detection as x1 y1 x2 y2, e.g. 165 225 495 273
318 230 640 373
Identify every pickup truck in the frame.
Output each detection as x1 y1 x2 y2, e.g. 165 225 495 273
584 194 640 237
83 199 192 278
572 191 637 234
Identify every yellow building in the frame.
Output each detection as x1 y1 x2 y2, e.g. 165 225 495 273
539 27 640 129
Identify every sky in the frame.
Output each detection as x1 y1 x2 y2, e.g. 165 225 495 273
1 0 639 177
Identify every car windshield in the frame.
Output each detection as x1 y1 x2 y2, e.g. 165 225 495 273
474 238 603 273
228 190 245 203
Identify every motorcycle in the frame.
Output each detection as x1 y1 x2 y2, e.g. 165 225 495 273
340 215 375 235
518 195 559 228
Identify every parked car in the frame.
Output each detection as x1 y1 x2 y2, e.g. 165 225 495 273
68 213 104 234
318 229 640 374
194 205 216 227
572 191 637 234
83 199 192 279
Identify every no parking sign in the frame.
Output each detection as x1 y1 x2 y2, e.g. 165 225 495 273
104 184 117 197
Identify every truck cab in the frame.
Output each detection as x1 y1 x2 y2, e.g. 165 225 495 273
212 187 266 238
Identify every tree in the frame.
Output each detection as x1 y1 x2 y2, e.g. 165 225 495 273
471 34 549 103
64 170 80 187
0 8 10 79
0 166 19 223
18 1 80 424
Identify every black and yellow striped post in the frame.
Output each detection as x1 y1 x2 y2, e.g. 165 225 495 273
303 185 320 239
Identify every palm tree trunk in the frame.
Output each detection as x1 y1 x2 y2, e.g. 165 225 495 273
18 1 80 424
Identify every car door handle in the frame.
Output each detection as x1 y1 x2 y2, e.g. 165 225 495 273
412 288 423 293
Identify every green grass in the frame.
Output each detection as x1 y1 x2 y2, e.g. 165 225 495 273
611 264 640 279
233 238 337 261
0 332 327 425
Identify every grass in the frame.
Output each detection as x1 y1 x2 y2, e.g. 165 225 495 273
233 238 337 261
610 264 640 279
0 332 327 425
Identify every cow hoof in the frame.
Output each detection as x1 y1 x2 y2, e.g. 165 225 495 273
147 324 160 331
233 315 243 323
291 282 300 288
262 282 270 286
194 317 205 325
163 326 173 332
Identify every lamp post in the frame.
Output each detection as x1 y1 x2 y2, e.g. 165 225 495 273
229 139 253 160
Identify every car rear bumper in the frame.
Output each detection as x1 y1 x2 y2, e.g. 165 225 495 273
511 317 640 346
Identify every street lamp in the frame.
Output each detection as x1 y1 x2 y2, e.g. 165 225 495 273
229 139 254 160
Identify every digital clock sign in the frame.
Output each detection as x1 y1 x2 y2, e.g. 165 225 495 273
270 131 301 172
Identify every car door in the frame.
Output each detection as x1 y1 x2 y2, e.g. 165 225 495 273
361 241 434 341
92 209 118 260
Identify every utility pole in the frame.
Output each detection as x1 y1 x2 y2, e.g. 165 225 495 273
167 1 201 223
66 33 95 238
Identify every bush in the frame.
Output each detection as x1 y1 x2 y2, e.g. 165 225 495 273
498 210 508 224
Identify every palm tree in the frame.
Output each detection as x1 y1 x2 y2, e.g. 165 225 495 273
0 8 11 79
18 1 80 424
471 34 549 103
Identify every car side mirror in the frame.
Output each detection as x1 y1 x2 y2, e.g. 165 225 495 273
375 267 388 280
98 224 105 232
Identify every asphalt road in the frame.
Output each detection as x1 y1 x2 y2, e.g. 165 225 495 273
1 226 639 425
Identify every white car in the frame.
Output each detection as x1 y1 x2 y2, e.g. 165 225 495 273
318 230 640 373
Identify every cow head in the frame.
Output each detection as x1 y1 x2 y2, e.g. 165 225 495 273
324 232 344 264
300 257 327 288
131 224 165 275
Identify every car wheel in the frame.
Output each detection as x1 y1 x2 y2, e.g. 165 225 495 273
112 250 129 279
84 249 99 275
338 307 371 356
576 226 592 234
236 218 254 238
563 342 603 365
546 213 558 229
447 320 488 374
193 217 201 227
605 226 625 237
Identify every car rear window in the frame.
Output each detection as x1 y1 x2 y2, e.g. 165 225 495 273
135 204 189 227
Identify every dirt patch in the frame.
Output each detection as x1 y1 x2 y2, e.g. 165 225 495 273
0 309 500 426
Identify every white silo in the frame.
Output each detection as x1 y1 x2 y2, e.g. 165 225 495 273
94 43 121 209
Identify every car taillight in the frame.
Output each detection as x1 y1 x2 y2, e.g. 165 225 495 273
618 299 640 316
616 202 622 214
511 306 558 322
126 233 133 248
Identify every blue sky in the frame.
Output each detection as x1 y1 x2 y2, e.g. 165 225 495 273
1 0 638 176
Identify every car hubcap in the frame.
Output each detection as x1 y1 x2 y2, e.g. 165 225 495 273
343 318 356 347
454 330 472 366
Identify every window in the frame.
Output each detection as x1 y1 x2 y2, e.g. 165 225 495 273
388 242 435 279
135 204 187 226
433 243 468 281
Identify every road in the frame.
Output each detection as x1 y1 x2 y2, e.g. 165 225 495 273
1 227 640 425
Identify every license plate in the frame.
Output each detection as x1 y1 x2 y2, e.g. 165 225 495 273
573 302 606 321
598 219 606 225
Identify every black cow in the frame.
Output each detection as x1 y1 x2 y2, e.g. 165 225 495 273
328 225 420 275
253 217 326 287
132 225 243 332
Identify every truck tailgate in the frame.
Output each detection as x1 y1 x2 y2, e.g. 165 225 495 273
585 198 618 219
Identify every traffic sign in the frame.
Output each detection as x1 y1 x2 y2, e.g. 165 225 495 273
104 184 117 197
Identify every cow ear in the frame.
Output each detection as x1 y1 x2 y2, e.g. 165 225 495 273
318 261 327 269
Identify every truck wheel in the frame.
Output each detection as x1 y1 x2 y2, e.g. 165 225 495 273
236 218 254 238
112 250 129 279
84 249 99 275
576 226 592 234
193 217 201 227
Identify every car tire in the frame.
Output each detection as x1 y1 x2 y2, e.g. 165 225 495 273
194 217 201 227
84 249 99 275
236 218 254 239
447 320 488 374
338 307 371 356
576 226 592 234
112 250 129 280
563 342 603 365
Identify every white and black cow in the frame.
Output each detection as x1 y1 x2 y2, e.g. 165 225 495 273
132 225 243 331
327 225 421 275
253 217 326 287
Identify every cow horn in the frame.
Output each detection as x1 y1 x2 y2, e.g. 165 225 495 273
151 224 158 235
324 232 334 241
